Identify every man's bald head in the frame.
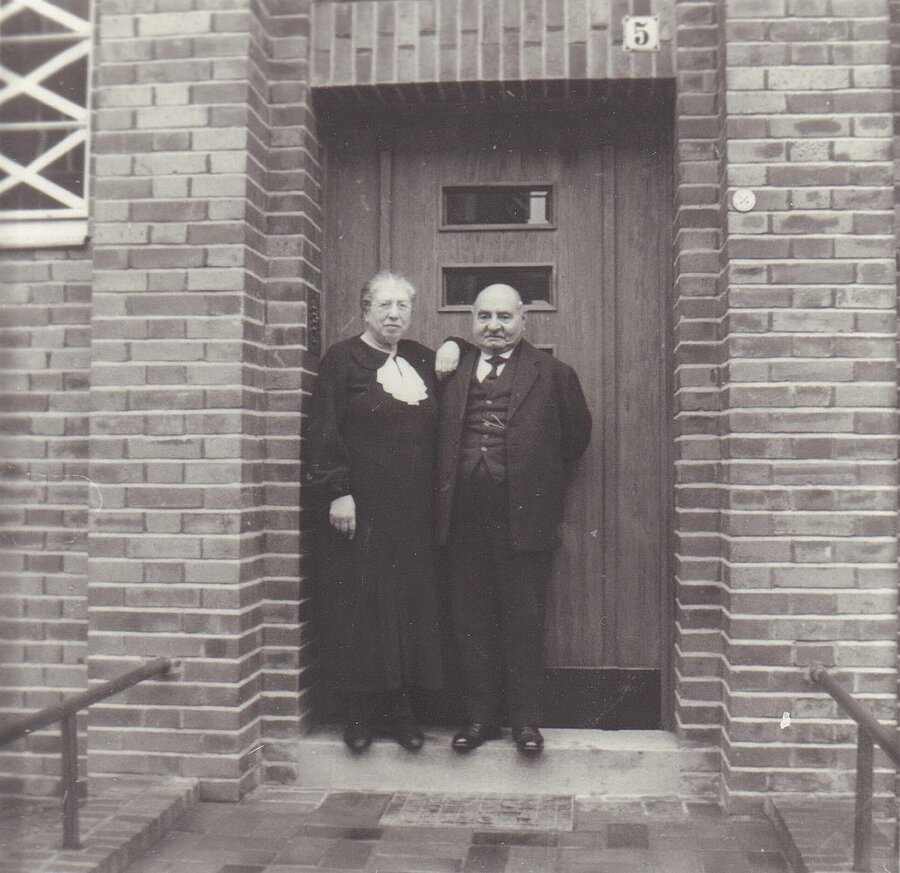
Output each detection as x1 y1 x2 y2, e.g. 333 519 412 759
473 284 524 312
471 284 526 353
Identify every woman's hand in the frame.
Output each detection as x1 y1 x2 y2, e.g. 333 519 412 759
435 341 460 379
329 494 356 539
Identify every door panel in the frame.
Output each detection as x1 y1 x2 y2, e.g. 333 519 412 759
321 142 380 340
612 138 670 668
321 101 672 727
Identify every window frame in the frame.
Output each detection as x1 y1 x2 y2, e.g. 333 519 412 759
438 182 557 233
0 0 94 249
438 263 557 313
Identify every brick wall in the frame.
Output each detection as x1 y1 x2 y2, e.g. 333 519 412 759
309 0 674 88
0 247 92 797
720 0 898 814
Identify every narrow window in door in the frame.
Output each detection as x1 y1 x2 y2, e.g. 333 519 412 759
441 265 554 310
442 185 552 228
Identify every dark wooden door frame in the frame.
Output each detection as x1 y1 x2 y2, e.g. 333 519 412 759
315 88 677 731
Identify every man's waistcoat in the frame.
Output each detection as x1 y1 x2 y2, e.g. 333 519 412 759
458 354 517 483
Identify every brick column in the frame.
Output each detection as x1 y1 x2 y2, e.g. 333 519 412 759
721 0 898 813
892 0 900 819
671 0 728 797
87 0 315 800
243 0 322 757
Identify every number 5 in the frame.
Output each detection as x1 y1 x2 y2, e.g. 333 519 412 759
634 21 649 46
623 15 660 52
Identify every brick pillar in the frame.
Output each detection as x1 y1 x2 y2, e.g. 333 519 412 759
889 0 900 820
87 0 315 800
243 0 322 758
672 0 728 797
721 0 898 813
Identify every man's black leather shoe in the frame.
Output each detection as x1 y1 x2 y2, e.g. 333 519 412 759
343 721 374 753
394 719 425 752
451 723 502 751
512 726 544 753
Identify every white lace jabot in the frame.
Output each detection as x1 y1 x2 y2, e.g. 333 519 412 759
376 354 428 406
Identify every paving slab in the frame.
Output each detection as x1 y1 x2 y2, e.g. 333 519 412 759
117 787 794 873
382 794 573 830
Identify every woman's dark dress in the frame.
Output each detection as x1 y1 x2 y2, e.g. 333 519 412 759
307 336 443 693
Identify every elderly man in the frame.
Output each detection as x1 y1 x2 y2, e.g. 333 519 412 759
436 284 592 753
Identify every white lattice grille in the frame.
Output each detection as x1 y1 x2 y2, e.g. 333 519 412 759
0 0 90 220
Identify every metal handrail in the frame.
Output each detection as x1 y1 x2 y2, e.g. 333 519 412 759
0 657 173 850
808 664 899 872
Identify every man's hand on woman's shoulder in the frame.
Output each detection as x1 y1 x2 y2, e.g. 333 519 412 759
329 494 356 539
435 340 461 379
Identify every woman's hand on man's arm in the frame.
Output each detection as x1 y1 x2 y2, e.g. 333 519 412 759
329 494 356 539
435 340 461 379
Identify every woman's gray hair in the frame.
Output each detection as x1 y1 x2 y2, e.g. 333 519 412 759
360 271 417 313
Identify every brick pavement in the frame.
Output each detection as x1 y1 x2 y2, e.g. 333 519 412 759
122 789 793 873
1 777 197 873
767 796 898 873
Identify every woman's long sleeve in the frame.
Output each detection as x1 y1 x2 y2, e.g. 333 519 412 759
305 346 353 500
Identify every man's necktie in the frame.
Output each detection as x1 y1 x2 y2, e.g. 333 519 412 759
485 355 505 380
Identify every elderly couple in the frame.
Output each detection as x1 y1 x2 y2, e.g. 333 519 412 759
307 271 591 756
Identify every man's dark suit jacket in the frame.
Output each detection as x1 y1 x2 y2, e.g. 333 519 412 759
436 339 593 552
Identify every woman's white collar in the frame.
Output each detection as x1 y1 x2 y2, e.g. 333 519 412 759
376 355 428 405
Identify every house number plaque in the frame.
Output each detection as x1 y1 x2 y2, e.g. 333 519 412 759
623 16 660 52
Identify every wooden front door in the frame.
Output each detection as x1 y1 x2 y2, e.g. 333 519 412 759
320 96 673 729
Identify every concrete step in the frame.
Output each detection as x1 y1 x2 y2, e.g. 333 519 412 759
270 728 712 797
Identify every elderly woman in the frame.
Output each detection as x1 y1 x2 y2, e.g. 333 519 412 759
307 271 453 752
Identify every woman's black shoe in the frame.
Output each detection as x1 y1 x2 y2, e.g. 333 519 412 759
394 720 425 752
343 721 373 752
388 689 423 751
